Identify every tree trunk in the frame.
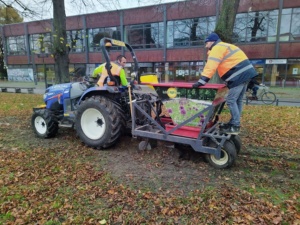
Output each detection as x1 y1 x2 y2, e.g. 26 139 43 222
52 0 69 84
210 0 240 84
215 0 240 43
0 37 7 78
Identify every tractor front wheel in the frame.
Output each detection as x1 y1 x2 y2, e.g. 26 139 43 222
31 109 58 138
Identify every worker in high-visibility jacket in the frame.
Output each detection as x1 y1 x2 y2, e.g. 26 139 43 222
193 32 257 135
91 55 129 87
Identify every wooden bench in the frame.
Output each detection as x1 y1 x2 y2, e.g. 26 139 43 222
0 87 36 94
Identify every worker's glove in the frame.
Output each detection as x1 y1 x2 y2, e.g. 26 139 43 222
128 81 134 88
128 81 141 90
192 82 204 88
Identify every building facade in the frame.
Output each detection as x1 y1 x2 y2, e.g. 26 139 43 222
1 0 300 87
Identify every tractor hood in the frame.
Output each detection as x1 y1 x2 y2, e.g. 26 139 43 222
45 83 72 93
43 83 72 102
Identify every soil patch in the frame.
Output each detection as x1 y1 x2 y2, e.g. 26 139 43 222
1 116 299 197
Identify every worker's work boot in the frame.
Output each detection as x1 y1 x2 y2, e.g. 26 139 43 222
221 125 240 135
219 122 231 130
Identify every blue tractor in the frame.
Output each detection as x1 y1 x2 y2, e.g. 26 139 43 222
31 38 154 149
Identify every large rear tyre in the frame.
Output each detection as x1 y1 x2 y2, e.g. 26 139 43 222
261 91 276 105
205 140 237 169
31 109 58 138
75 96 124 149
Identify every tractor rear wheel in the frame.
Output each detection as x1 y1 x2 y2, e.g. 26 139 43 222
75 96 124 149
31 109 59 138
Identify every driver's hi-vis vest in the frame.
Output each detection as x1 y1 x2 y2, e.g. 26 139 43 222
97 62 122 87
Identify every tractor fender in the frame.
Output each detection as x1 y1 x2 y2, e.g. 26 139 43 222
78 85 121 104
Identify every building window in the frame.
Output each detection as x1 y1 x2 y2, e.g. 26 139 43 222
284 59 300 87
280 8 300 41
266 10 279 42
66 30 86 53
88 27 121 52
167 16 215 48
6 36 26 55
30 33 52 54
291 8 300 41
125 22 163 49
36 64 55 84
234 10 278 43
233 13 247 42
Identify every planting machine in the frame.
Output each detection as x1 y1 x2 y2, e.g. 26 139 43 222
32 38 241 169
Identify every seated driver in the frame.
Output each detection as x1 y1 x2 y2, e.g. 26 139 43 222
91 55 129 87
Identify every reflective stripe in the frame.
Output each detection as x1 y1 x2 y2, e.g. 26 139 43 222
218 43 230 48
225 64 253 81
208 56 222 63
216 42 242 63
199 79 206 85
222 49 241 62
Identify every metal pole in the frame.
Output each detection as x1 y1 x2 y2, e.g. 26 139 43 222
44 57 47 88
31 54 37 85
275 0 283 58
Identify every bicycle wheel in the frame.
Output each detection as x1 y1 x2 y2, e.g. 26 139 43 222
261 91 276 104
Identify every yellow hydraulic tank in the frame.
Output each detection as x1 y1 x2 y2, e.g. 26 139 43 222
140 73 159 84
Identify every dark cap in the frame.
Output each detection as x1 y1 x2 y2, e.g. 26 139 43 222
205 33 220 43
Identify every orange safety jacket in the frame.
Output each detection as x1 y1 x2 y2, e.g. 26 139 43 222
198 40 257 88
97 62 122 87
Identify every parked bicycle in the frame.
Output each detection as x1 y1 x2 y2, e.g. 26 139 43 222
245 84 277 105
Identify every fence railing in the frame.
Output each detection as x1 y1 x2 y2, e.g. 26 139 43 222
244 98 300 107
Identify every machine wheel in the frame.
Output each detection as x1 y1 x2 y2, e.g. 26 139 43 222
31 109 58 138
138 140 151 151
261 91 276 105
75 96 124 149
205 140 237 169
230 135 242 154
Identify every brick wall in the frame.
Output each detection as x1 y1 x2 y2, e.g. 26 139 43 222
3 0 300 66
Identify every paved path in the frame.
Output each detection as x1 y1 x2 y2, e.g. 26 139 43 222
245 98 300 107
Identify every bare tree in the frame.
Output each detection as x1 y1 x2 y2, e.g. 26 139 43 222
215 0 240 43
250 11 265 40
210 0 240 83
0 0 167 83
52 0 69 83
0 0 124 84
0 5 24 79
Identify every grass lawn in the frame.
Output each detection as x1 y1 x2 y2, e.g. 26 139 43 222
0 93 299 224
270 86 300 99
